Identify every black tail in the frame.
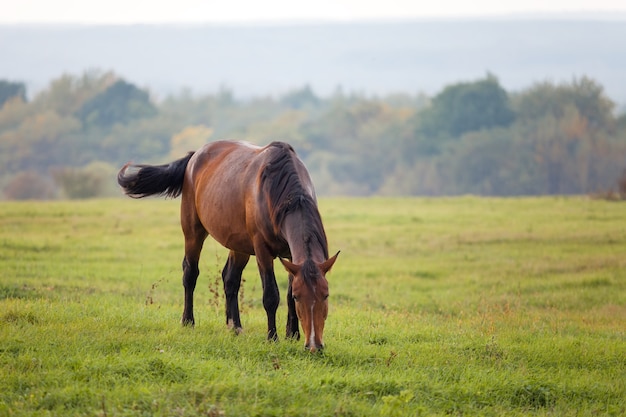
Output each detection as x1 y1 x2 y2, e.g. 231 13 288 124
117 152 194 198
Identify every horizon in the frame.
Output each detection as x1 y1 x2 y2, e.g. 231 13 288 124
3 12 626 28
3 0 626 25
3 11 626 107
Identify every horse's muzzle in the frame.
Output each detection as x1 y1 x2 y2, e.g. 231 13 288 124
305 343 324 353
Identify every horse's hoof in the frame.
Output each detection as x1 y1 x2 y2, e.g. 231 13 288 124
286 331 300 340
181 318 195 327
227 319 243 335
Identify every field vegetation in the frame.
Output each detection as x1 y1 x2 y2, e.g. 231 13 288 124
2 72 626 199
1 197 625 416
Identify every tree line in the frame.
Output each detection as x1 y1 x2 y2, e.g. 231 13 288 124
1 71 625 199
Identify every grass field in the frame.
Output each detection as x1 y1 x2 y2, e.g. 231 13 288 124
1 197 625 416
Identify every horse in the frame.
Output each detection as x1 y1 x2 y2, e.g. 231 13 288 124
117 140 338 352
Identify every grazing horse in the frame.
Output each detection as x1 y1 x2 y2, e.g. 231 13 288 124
117 141 338 352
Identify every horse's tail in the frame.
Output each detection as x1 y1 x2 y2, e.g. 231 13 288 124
117 152 195 198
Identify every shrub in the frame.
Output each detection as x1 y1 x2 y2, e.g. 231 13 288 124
51 162 117 199
3 171 56 200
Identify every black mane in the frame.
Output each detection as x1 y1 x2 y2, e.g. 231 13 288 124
261 142 329 261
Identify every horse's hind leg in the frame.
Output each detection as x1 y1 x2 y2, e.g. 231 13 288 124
181 254 200 326
181 208 208 326
222 250 250 333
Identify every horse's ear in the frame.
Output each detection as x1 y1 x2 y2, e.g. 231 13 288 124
280 258 301 276
319 251 340 275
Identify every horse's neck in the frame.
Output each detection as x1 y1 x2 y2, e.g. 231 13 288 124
282 211 326 264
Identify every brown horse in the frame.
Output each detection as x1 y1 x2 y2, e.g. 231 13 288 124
117 140 338 352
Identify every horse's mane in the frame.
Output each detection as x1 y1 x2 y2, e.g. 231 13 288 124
261 142 329 260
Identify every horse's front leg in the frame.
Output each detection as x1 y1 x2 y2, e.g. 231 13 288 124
222 250 250 334
254 243 280 341
286 274 300 339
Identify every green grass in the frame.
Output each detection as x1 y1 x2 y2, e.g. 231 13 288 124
1 197 625 416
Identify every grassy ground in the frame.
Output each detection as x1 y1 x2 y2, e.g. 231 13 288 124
0 197 625 416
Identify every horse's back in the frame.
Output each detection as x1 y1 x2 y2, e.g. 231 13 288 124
188 140 308 192
183 141 295 255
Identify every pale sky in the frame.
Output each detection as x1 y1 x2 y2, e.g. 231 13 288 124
2 0 626 24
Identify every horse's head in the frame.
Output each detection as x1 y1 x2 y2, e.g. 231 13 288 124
281 252 339 352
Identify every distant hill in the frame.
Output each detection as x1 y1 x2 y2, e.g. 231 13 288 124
1 19 626 104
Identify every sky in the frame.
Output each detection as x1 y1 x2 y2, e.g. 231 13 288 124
2 0 626 24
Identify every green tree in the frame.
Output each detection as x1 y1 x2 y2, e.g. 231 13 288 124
513 78 620 194
513 76 614 132
76 80 157 128
0 91 34 134
34 71 116 117
303 98 414 194
0 111 81 175
281 85 320 109
98 117 177 165
418 74 515 139
0 80 26 109
444 128 536 195
406 74 516 160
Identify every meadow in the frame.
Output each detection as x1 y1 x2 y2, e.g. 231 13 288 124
0 197 624 416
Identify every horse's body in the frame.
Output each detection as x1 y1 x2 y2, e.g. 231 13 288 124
118 141 338 351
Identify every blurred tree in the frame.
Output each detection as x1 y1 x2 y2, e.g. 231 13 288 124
302 100 356 151
616 112 626 133
2 68 625 199
51 161 118 199
305 98 414 194
417 74 515 139
76 79 157 128
0 94 33 134
513 78 620 194
445 129 535 195
513 76 614 132
0 111 81 175
3 171 56 200
0 80 26 109
169 125 213 158
244 111 308 152
99 117 177 165
34 71 116 117
281 85 320 109
83 161 120 197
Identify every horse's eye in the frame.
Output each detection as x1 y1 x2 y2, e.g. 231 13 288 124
292 295 299 301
